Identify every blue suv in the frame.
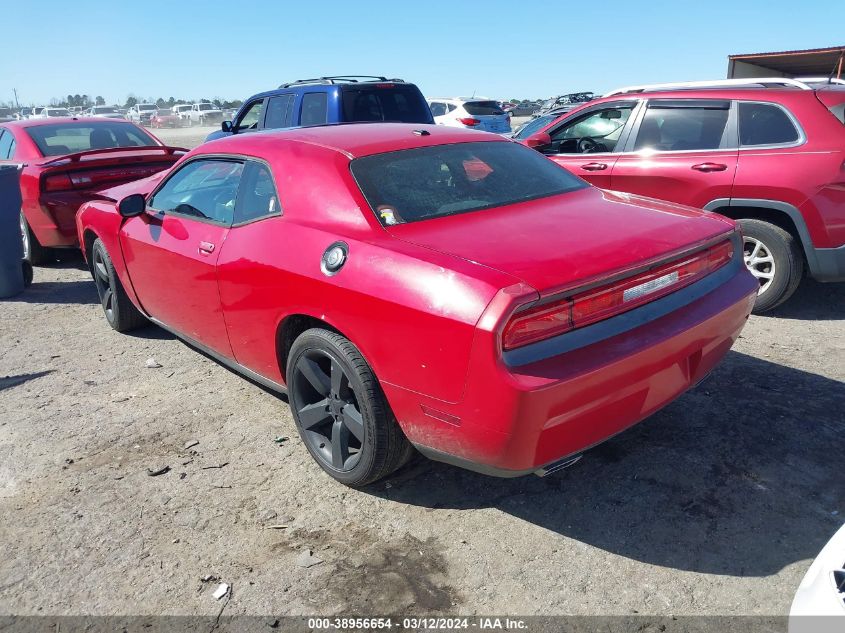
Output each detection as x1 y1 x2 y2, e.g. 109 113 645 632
206 76 434 142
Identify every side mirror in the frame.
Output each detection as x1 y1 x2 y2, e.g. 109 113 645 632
525 132 552 149
118 193 146 218
221 120 233 133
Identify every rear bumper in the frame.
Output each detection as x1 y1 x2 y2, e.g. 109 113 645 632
23 199 80 248
386 259 757 476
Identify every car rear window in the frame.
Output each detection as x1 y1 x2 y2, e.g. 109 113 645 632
341 86 432 123
26 121 158 156
463 101 505 116
351 141 585 225
738 102 800 146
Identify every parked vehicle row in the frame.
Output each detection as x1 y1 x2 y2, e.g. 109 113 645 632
427 98 511 134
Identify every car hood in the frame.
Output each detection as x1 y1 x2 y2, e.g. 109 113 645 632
385 187 735 294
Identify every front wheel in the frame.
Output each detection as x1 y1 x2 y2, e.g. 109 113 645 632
91 238 147 332
739 219 804 314
287 328 413 486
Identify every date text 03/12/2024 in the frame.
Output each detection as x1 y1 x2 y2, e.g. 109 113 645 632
307 617 528 630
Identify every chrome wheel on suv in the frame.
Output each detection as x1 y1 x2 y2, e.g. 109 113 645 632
743 236 776 295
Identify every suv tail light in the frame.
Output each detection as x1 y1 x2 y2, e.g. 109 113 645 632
502 239 734 350
458 117 481 126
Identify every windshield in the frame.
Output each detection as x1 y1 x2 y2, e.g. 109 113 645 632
93 107 117 114
47 109 69 116
341 86 433 124
351 141 585 225
26 121 159 156
139 104 157 111
512 114 557 139
199 103 215 111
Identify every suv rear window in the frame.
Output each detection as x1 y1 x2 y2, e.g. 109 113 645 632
26 122 158 156
341 86 432 123
738 102 800 146
351 141 585 225
463 101 505 116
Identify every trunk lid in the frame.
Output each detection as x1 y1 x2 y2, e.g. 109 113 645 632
386 187 735 294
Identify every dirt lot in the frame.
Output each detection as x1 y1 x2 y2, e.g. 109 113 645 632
0 127 843 618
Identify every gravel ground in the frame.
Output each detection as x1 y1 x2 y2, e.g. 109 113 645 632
0 126 842 617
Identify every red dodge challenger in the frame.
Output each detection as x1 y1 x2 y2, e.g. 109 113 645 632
76 123 758 486
0 117 184 263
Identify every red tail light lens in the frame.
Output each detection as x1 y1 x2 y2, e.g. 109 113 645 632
502 239 735 350
458 117 481 126
43 173 74 192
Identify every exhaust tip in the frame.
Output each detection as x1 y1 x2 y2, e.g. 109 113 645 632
534 454 583 477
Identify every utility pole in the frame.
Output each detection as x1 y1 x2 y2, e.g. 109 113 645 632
12 89 19 109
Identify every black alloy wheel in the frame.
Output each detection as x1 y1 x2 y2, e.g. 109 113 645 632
291 348 365 472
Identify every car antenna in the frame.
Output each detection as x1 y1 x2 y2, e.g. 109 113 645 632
412 129 431 136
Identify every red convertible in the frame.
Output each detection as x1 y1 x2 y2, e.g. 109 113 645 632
0 118 184 263
76 124 757 486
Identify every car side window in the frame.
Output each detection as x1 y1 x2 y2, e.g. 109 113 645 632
264 94 295 129
234 162 280 225
549 105 634 154
234 99 265 133
429 102 447 117
738 102 800 146
300 92 328 127
149 159 244 226
0 130 12 159
633 101 730 152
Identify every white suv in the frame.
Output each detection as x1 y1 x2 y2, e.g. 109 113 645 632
427 98 511 134
128 103 158 125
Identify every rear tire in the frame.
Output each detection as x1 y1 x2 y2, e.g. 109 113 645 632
91 238 147 332
20 212 52 266
287 328 413 487
739 218 803 314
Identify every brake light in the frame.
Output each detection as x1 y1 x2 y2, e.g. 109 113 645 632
458 117 481 126
502 239 734 350
43 173 73 192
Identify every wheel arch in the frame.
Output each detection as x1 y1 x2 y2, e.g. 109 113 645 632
82 228 99 273
703 198 820 277
275 313 344 384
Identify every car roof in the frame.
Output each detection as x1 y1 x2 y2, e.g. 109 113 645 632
3 117 139 129
201 122 506 159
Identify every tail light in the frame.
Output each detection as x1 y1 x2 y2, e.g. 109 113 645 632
458 117 481 126
43 173 74 192
502 239 735 350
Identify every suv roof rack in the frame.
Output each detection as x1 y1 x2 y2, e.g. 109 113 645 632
604 77 815 97
278 76 405 89
795 76 845 85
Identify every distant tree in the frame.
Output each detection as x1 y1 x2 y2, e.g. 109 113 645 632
95 96 105 106
124 95 138 108
167 97 176 107
66 94 74 106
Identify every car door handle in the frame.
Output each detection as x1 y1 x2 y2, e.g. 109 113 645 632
198 241 215 255
581 162 608 171
691 162 727 172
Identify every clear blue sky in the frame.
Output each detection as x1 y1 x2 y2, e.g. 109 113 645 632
3 0 845 106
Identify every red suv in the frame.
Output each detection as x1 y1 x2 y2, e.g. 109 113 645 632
516 78 845 312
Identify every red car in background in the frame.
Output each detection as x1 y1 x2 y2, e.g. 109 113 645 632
150 109 182 129
0 118 185 263
515 78 845 312
76 124 757 486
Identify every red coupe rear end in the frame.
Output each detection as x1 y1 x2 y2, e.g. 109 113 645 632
0 118 185 262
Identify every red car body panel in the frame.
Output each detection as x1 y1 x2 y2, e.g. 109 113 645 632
0 118 183 248
77 124 757 475
518 87 845 281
